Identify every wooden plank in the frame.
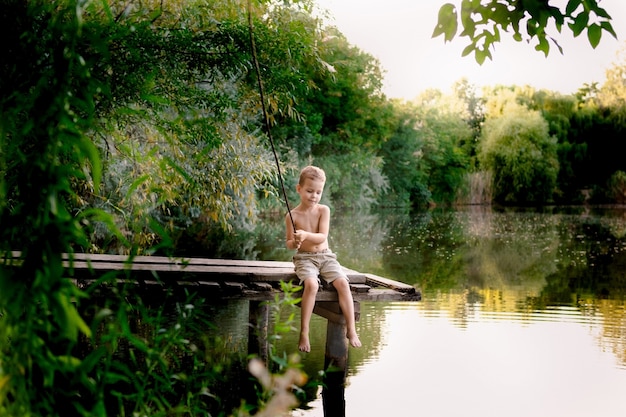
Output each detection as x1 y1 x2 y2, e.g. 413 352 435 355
249 282 273 291
223 282 246 292
349 283 371 293
63 253 295 269
64 260 367 284
197 281 222 290
363 272 416 293
66 261 287 275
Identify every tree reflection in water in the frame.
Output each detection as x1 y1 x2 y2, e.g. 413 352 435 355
259 207 626 415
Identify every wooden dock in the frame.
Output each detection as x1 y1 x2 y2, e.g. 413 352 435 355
52 252 421 302
6 251 420 416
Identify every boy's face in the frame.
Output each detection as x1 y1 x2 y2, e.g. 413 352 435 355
296 178 325 207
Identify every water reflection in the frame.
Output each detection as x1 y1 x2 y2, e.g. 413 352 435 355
344 301 626 417
273 207 626 416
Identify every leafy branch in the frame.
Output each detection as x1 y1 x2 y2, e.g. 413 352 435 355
433 0 617 64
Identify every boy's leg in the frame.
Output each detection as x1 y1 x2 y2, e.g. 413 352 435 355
332 277 362 348
299 277 319 352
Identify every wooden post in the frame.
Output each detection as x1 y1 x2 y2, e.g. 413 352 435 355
322 319 348 417
248 300 269 362
313 301 360 417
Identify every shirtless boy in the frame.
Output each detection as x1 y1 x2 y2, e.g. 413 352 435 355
285 165 362 352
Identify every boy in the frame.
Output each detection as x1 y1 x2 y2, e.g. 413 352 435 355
285 165 362 352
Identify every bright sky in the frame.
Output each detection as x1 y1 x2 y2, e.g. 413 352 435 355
315 0 626 100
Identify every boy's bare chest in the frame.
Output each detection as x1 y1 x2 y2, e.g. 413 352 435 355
292 211 321 232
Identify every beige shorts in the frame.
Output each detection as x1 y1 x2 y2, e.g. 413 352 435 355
293 249 349 285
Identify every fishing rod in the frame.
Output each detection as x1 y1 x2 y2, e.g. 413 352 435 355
247 0 296 233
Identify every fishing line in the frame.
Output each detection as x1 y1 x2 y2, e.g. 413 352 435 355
247 0 296 233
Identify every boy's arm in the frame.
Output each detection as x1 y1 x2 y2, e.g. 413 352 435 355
296 205 329 244
285 213 300 250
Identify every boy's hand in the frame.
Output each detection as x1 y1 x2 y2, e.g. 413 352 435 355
294 230 307 248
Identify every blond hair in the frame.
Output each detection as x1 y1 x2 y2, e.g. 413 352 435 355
299 165 326 185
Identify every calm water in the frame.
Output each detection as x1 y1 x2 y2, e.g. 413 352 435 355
258 206 626 417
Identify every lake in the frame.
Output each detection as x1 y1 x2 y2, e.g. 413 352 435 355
254 206 626 417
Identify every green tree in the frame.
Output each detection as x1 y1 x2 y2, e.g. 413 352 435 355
530 90 581 202
265 24 393 212
304 28 390 155
415 93 473 206
433 0 617 63
380 91 472 208
478 93 559 204
379 103 430 207
72 0 331 254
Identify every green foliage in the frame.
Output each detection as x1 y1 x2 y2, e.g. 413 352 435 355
85 292 245 417
415 103 472 206
0 1 308 416
433 0 617 63
269 26 392 158
312 150 389 211
381 94 472 208
379 105 430 207
83 288 306 417
478 97 559 204
0 1 104 415
46 0 328 253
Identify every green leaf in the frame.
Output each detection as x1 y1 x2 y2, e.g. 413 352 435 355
126 174 151 200
548 5 564 26
569 12 589 37
526 19 538 37
493 26 501 43
593 5 611 19
461 44 474 57
600 21 617 39
56 292 92 340
77 135 102 193
587 23 602 48
432 3 458 42
475 48 489 65
459 20 476 37
565 0 582 15
460 1 474 29
535 36 550 56
163 156 194 183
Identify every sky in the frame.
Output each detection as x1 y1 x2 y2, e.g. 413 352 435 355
315 0 626 100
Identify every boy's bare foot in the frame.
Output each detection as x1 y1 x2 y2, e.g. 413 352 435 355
299 332 311 352
348 331 362 348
